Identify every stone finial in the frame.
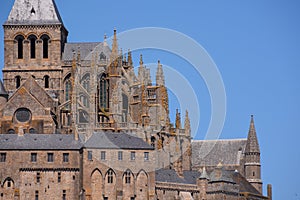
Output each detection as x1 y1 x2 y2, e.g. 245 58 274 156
175 109 181 129
184 110 191 137
103 33 108 46
127 49 133 67
156 60 165 86
139 54 143 66
110 29 118 64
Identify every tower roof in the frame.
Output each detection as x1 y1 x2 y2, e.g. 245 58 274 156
245 115 260 153
4 0 63 25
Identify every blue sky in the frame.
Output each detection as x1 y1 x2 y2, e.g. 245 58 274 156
1 0 299 199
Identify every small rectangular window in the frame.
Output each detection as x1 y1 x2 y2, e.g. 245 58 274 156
35 190 39 200
0 153 6 162
130 152 135 161
62 190 66 200
88 151 92 161
144 152 149 161
63 153 69 162
101 151 106 160
47 153 54 162
36 172 41 183
31 153 37 162
118 151 123 161
58 172 61 183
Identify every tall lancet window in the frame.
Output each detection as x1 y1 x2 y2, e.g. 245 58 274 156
65 75 72 101
41 34 50 59
15 35 24 59
81 74 90 92
99 74 109 109
28 35 37 59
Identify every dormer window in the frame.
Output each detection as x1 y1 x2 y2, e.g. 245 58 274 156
31 7 35 16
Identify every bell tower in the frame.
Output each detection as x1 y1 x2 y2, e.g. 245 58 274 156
2 0 68 99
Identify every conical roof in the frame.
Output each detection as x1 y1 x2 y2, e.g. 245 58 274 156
4 0 63 25
245 115 260 153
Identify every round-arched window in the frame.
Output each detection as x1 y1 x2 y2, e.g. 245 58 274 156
15 108 31 123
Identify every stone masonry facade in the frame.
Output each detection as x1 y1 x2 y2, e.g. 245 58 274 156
0 0 271 199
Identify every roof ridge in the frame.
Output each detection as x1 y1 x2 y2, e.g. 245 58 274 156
192 138 247 142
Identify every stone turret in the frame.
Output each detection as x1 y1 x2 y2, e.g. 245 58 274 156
197 167 209 200
244 115 262 194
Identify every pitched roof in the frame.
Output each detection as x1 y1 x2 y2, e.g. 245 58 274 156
155 168 200 184
62 42 111 62
0 134 82 150
4 0 63 25
156 168 263 196
209 167 235 183
192 139 247 167
84 131 154 150
0 80 8 96
231 171 261 195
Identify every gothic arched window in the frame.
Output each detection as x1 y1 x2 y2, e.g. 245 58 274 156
107 169 114 184
41 34 50 59
65 75 71 101
28 35 37 59
100 52 106 60
81 74 90 92
44 75 50 88
15 35 24 59
15 76 21 89
124 170 132 184
99 74 109 109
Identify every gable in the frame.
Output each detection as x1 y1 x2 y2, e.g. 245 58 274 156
2 87 46 117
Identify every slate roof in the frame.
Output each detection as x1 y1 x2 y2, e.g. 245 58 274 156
155 169 201 184
156 168 262 196
0 80 8 96
84 131 154 150
4 0 63 25
245 116 260 153
192 139 247 167
62 42 111 61
0 134 82 150
209 167 235 183
232 171 261 195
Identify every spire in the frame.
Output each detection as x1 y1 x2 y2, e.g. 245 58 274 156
127 49 133 67
175 109 181 129
5 0 64 25
110 29 119 64
245 115 260 153
139 54 143 66
184 110 191 137
156 60 165 86
138 54 145 83
103 33 108 47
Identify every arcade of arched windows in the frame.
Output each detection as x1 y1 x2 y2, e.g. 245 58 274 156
90 168 149 200
14 33 50 61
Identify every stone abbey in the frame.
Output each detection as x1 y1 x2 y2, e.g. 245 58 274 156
0 0 272 199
